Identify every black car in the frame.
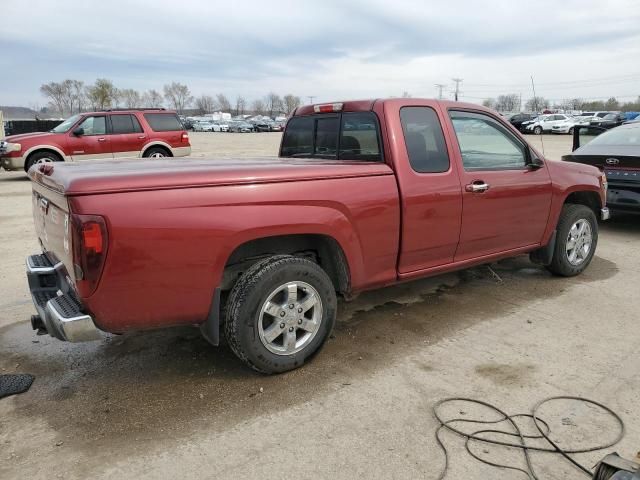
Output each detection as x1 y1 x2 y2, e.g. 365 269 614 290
564 124 640 214
509 113 538 132
590 112 626 129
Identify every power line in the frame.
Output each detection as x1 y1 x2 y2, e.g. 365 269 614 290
307 96 315 104
434 84 446 99
452 78 463 101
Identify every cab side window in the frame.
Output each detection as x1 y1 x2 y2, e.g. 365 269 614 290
77 116 106 136
449 111 527 171
399 106 450 173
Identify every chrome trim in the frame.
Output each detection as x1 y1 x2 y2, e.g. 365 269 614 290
45 300 103 342
601 207 610 221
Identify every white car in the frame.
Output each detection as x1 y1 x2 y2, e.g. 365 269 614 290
550 116 583 134
193 121 220 132
214 122 229 132
525 114 572 135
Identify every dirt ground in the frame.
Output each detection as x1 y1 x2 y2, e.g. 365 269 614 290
1 133 639 480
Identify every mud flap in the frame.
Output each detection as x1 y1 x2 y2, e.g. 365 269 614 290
200 288 221 346
530 230 557 266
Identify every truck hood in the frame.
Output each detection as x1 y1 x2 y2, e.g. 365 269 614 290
6 131 57 142
28 157 394 195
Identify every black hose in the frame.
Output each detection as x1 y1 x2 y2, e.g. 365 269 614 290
433 396 625 480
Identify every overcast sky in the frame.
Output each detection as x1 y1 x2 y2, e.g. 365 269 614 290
1 0 639 108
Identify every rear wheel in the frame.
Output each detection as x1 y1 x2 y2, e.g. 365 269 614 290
568 127 574 135
25 151 61 172
143 146 171 158
223 255 337 374
546 204 598 277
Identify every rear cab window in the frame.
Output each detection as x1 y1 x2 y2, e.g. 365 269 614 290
280 112 382 161
143 113 184 132
399 106 450 173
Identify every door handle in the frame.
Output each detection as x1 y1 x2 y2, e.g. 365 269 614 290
465 181 490 193
137 136 146 139
97 137 106 142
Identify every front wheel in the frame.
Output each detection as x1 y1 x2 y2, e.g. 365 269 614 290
223 255 337 374
534 126 543 135
546 204 598 277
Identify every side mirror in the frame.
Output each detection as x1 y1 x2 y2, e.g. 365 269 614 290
526 154 544 170
572 125 606 151
72 127 84 136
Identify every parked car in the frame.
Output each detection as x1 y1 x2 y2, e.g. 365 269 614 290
591 112 626 129
192 121 218 132
564 123 640 214
0 108 191 172
250 120 273 132
270 122 284 132
24 98 608 373
551 116 583 135
525 114 572 134
215 121 230 132
509 113 538 132
229 121 254 133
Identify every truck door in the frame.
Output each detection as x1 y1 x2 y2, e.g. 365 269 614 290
388 103 463 273
446 110 552 261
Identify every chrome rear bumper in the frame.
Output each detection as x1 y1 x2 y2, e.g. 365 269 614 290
26 254 103 342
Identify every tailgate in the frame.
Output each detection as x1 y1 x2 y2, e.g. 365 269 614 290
31 182 76 283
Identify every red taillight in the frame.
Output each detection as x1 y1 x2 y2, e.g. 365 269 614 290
313 103 344 113
82 222 104 254
71 214 108 297
181 132 189 142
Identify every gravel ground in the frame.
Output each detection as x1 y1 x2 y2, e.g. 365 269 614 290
1 132 638 480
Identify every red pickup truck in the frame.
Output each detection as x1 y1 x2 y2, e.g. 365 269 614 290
26 99 609 373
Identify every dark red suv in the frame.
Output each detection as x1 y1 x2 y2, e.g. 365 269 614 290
0 108 191 172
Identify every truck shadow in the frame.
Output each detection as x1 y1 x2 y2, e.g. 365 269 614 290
0 254 618 461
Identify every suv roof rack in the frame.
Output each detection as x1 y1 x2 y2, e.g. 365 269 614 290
99 108 167 112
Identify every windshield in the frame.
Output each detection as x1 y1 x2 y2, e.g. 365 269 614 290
588 125 640 146
50 114 81 133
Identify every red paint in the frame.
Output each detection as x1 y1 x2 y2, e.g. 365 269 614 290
28 99 606 334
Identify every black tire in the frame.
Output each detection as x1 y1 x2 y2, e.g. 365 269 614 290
568 127 574 135
25 150 61 172
223 255 337 374
534 126 543 135
546 204 598 277
143 146 171 158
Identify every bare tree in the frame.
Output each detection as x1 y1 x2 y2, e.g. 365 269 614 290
85 78 118 110
264 92 283 117
282 94 301 115
163 82 193 113
195 94 215 115
120 89 142 108
525 96 549 112
70 80 85 113
482 98 496 109
216 94 231 112
251 99 266 115
493 94 520 112
142 89 163 108
40 82 67 115
234 96 247 116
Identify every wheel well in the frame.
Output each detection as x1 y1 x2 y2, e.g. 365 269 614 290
143 145 172 157
222 234 350 295
24 149 63 171
564 191 600 216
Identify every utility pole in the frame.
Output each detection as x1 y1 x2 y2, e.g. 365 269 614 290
434 84 446 99
307 96 315 105
452 78 463 101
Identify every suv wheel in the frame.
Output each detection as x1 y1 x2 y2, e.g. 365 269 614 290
143 147 170 158
223 255 337 374
25 151 61 172
568 127 574 135
546 204 598 277
534 126 543 135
